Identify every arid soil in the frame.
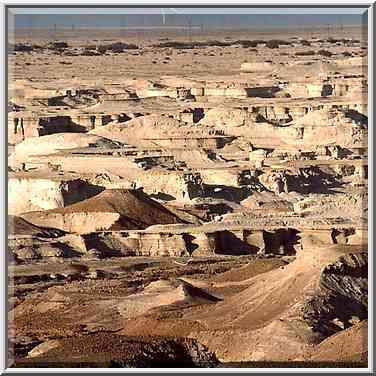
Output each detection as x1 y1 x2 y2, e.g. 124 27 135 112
8 25 368 368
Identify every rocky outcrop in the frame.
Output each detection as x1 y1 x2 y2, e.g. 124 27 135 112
136 170 204 202
9 133 120 167
185 244 367 363
303 252 368 337
307 320 367 363
90 114 215 148
8 177 104 215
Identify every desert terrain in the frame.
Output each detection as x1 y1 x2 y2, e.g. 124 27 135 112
7 25 368 368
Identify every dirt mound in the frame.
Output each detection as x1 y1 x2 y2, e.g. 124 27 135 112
21 189 185 234
8 215 64 238
118 279 221 320
209 258 287 284
184 245 366 362
178 279 222 304
307 320 367 363
15 333 219 368
192 246 363 329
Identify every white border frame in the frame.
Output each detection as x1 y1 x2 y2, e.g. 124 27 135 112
1 0 374 373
